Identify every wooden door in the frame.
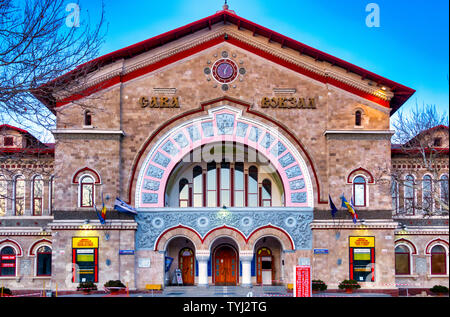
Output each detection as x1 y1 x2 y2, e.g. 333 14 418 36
256 247 273 285
179 248 194 285
214 246 237 286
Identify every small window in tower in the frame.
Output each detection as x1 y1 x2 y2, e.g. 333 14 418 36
4 136 13 146
84 110 92 126
434 138 442 147
355 111 362 126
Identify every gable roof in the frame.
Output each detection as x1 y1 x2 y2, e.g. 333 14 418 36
392 125 449 155
0 124 54 155
35 8 415 115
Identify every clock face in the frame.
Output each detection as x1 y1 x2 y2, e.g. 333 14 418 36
212 59 238 83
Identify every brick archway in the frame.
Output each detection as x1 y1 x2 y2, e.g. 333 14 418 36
247 225 294 251
154 225 203 251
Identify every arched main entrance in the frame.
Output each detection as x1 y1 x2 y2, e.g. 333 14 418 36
213 244 238 286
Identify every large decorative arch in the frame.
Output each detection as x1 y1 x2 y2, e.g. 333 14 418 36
136 105 313 208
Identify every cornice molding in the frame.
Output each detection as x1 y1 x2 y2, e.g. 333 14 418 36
0 228 51 236
311 219 398 230
47 219 137 230
324 130 395 135
51 129 125 135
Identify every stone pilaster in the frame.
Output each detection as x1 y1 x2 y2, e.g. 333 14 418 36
196 249 210 287
239 251 254 287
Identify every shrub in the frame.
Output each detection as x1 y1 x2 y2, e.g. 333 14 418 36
430 285 449 294
312 280 327 291
104 280 126 288
77 281 97 291
338 279 361 290
0 287 12 296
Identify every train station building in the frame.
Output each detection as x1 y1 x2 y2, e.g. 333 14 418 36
0 4 448 294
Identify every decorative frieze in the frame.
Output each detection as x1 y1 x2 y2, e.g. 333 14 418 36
135 207 313 250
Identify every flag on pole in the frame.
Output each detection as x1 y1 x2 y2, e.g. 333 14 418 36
94 201 106 225
114 197 138 215
340 194 358 223
100 192 107 221
329 195 338 218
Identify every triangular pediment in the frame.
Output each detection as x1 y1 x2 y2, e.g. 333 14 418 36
39 9 414 115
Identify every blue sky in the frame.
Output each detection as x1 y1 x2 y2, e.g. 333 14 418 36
91 0 449 117
6 0 449 141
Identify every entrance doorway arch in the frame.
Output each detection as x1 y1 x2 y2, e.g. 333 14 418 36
256 247 273 285
213 244 238 286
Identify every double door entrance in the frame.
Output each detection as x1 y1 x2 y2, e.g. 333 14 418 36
213 245 238 286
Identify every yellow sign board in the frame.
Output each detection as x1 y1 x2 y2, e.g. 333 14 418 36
139 96 180 108
72 237 98 249
261 97 317 109
77 254 94 262
349 236 375 248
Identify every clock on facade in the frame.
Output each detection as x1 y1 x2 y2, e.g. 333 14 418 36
211 58 238 84
204 51 246 90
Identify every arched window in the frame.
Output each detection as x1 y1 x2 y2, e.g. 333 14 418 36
206 162 217 207
247 166 258 207
14 175 25 215
440 175 449 210
36 246 52 276
220 162 231 207
355 110 362 126
0 246 16 276
395 245 410 275
84 110 92 126
430 245 447 275
179 178 189 208
32 176 44 216
234 162 244 207
391 177 399 214
192 166 203 207
353 176 366 207
80 175 94 207
404 175 415 215
422 175 433 213
261 179 272 207
0 176 7 216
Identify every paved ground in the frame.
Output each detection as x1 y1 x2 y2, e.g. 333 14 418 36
57 285 392 297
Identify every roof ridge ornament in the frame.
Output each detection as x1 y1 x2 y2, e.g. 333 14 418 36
218 0 235 14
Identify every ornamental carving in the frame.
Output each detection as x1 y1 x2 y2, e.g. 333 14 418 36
135 208 313 251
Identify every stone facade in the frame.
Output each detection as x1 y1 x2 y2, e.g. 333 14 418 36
0 8 447 293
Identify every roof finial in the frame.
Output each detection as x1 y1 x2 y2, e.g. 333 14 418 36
223 0 229 10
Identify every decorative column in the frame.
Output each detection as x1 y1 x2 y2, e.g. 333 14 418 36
24 178 32 216
196 250 210 287
240 251 254 287
42 177 50 216
6 179 14 216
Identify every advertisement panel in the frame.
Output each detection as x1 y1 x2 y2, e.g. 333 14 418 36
293 265 311 297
